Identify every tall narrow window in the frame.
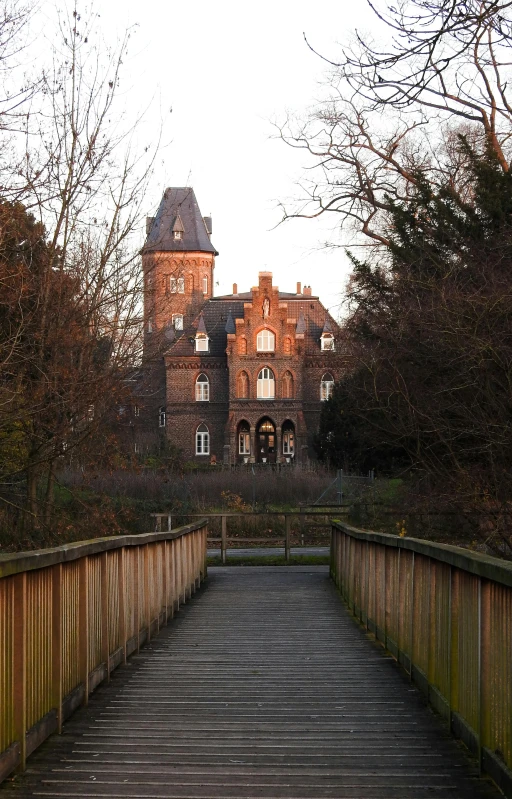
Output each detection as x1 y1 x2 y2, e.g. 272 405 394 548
195 373 209 401
147 319 153 333
257 367 275 399
177 276 185 293
196 424 210 455
283 428 295 456
282 371 293 399
320 373 334 401
238 422 251 455
257 329 275 352
158 406 166 427
203 276 208 294
172 314 183 330
238 370 249 398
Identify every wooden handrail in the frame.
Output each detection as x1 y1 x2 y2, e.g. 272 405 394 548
0 520 208 783
330 520 512 798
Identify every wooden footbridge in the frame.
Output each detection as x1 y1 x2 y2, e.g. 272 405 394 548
1 519 511 798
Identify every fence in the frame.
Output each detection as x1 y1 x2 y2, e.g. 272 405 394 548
0 520 208 784
331 520 512 798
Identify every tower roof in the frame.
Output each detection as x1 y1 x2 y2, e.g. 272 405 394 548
144 188 218 255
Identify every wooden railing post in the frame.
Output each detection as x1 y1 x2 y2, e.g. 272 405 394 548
51 564 63 733
78 557 90 706
118 548 127 664
100 552 110 682
13 572 27 770
285 515 291 563
221 515 227 564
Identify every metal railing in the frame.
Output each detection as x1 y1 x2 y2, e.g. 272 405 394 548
0 520 208 783
331 520 512 798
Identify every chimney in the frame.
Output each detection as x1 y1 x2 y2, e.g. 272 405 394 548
233 283 238 295
296 282 302 295
203 216 212 235
303 286 312 297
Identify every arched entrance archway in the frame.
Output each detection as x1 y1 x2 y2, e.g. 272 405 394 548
256 417 276 463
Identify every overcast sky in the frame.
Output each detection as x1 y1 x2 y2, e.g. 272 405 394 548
42 1 378 316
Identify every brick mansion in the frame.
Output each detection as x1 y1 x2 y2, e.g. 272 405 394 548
131 188 344 465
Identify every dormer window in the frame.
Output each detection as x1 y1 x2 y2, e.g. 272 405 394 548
321 333 335 351
173 314 183 330
195 334 209 352
173 230 182 241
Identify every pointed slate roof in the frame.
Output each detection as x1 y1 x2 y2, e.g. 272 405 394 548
144 188 218 255
225 310 236 334
196 313 207 335
322 318 333 334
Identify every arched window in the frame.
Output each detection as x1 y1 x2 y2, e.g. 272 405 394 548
172 314 183 330
238 370 250 398
257 329 275 352
320 372 334 401
282 371 294 399
282 422 295 456
196 424 210 455
195 373 209 401
257 367 275 399
239 337 247 355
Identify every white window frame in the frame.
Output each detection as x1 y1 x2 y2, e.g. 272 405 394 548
196 425 210 455
173 230 182 240
173 314 183 330
239 431 251 455
195 334 209 352
158 406 166 427
321 334 335 351
257 367 275 399
283 430 295 455
203 276 208 294
320 374 334 401
195 373 209 401
257 329 275 352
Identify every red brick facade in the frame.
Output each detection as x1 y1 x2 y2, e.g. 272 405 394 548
131 188 344 465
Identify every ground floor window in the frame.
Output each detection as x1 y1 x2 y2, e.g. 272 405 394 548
283 430 295 456
196 424 210 455
239 431 250 454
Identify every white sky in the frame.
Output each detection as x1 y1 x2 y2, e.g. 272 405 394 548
41 1 379 317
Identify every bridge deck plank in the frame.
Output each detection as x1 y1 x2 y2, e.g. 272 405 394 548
1 566 500 798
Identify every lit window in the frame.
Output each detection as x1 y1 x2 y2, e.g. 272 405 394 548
196 424 210 455
257 329 275 352
195 334 209 352
195 373 209 401
283 429 295 456
158 406 166 427
320 373 334 401
321 334 335 351
173 314 183 330
203 276 208 294
239 425 251 454
257 367 275 399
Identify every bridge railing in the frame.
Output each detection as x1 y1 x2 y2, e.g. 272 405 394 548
0 520 208 783
331 520 512 797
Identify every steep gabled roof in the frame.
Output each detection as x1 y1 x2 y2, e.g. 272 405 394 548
144 188 218 255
